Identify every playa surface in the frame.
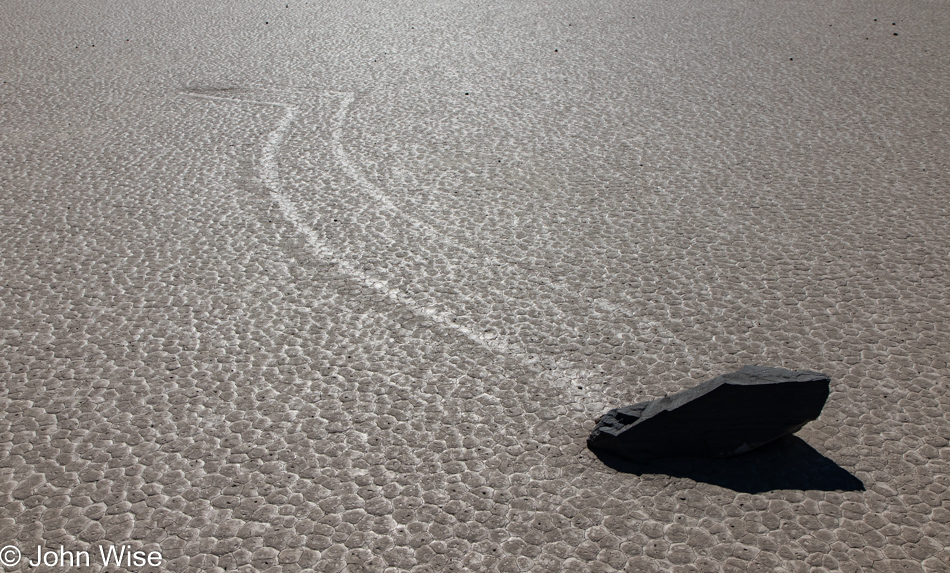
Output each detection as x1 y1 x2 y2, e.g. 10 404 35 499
1 0 948 571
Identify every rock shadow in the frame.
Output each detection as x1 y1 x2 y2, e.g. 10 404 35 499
593 436 864 494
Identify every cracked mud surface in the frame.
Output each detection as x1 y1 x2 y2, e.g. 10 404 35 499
1 0 949 571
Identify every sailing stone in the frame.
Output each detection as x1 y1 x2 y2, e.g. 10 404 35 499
588 365 831 462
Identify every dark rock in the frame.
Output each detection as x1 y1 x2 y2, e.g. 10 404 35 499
588 365 830 462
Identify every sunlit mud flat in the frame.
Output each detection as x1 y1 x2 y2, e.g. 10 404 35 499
1 0 948 571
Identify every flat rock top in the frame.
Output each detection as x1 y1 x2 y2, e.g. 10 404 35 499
2 1 949 572
718 365 830 386
604 365 830 425
649 365 831 412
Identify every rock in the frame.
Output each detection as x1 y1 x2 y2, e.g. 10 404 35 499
588 365 830 462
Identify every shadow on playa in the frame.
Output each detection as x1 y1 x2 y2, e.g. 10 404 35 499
593 436 865 494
